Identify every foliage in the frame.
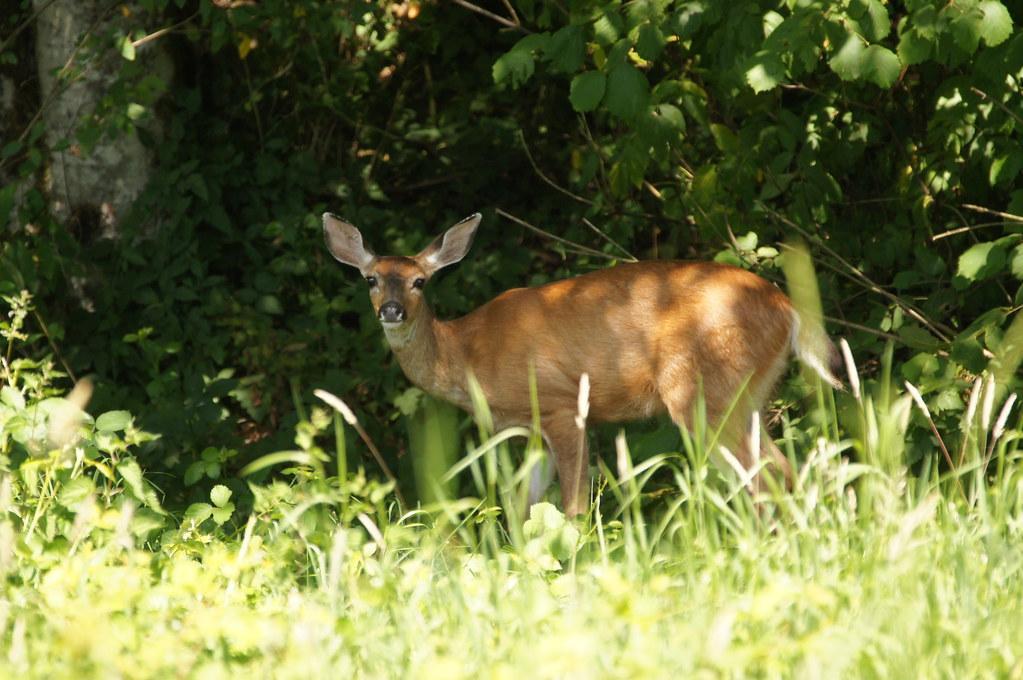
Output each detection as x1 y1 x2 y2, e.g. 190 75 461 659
1 0 1023 506
2 318 1023 677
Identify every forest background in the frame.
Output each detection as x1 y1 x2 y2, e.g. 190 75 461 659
2 1 1023 675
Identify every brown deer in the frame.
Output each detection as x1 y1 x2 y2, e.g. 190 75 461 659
323 212 840 516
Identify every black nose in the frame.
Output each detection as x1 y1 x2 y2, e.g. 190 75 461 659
379 301 405 323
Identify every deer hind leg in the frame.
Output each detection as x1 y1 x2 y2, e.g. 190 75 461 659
541 412 589 517
658 366 790 494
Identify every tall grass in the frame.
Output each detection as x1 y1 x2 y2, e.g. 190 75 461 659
2 289 1023 677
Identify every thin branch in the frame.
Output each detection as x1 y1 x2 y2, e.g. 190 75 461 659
961 203 1023 224
449 0 529 32
582 217 637 262
0 0 61 54
517 130 594 206
496 209 620 261
764 205 954 342
931 221 1020 242
32 309 77 383
970 86 1023 129
498 0 521 24
131 11 200 50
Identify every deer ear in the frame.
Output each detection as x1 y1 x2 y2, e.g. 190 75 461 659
323 213 375 274
416 213 481 277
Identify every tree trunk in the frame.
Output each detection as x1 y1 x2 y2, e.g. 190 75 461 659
33 0 166 236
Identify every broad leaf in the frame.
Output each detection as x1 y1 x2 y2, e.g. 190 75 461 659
978 0 1013 46
848 0 890 42
569 71 606 112
829 34 865 81
860 45 901 88
635 22 666 61
210 484 232 508
746 51 786 93
96 410 132 432
545 25 584 73
605 64 649 120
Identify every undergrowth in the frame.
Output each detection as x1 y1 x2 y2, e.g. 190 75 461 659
2 289 1023 679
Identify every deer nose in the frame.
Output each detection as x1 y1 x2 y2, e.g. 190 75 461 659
379 301 406 324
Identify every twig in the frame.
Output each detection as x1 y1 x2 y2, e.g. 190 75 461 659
0 0 61 54
32 309 76 383
498 0 521 25
970 86 1023 129
314 389 406 508
449 0 529 32
131 11 200 50
581 218 637 262
931 221 1021 242
517 130 594 206
961 203 1023 224
495 208 620 261
765 206 954 342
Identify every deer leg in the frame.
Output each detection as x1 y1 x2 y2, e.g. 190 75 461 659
660 379 789 494
543 413 589 517
527 455 553 507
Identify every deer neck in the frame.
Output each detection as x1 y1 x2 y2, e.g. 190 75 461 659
385 312 467 407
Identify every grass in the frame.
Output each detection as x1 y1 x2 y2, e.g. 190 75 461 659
3 390 1023 679
2 290 1023 678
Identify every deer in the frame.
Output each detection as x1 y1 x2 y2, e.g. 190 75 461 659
323 212 841 517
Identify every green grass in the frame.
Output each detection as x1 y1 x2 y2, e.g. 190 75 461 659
3 294 1023 678
3 378 1023 679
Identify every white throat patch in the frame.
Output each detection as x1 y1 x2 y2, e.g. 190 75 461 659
382 320 416 349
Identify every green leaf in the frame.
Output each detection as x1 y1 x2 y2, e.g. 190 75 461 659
211 503 235 525
1010 244 1023 280
184 502 213 525
860 45 902 88
978 1 1013 46
1 140 23 159
635 22 666 61
593 12 623 45
990 147 1023 187
210 484 232 508
117 459 165 513
258 295 283 315
829 34 901 87
126 103 146 121
58 476 96 510
608 136 651 195
184 461 204 486
96 410 132 432
1 385 25 410
131 508 166 536
898 324 942 351
848 0 890 42
1009 190 1023 218
569 71 606 112
829 34 865 81
956 238 1016 285
709 124 739 154
493 34 549 87
119 35 136 61
897 27 932 65
746 51 786 93
545 25 584 73
604 64 649 120
951 11 983 53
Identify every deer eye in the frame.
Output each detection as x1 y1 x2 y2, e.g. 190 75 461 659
365 276 378 288
412 278 426 290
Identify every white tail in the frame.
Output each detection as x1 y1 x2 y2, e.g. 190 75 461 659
324 212 840 516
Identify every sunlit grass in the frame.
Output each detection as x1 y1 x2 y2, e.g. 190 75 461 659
3 368 1023 678
2 288 1023 678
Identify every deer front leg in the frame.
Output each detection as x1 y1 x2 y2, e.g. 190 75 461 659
542 413 589 517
